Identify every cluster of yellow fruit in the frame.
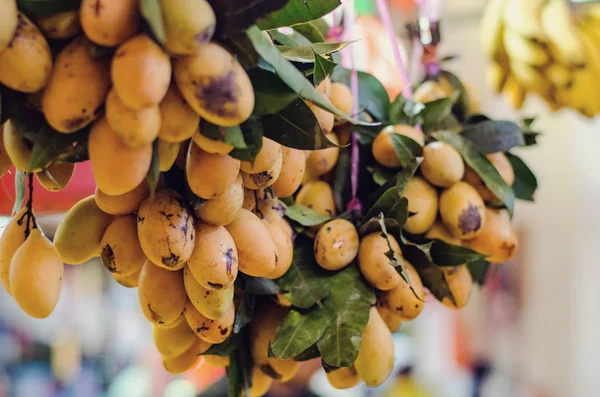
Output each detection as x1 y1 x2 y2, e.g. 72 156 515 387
482 0 600 116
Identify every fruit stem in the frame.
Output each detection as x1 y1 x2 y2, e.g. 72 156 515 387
18 173 37 238
254 190 264 219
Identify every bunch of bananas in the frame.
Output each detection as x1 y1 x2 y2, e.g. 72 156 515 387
482 0 600 117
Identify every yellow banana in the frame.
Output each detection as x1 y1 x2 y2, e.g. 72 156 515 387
540 0 585 66
502 0 547 38
503 29 550 66
481 0 509 61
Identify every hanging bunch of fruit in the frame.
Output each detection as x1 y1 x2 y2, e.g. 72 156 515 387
0 0 539 395
482 0 600 117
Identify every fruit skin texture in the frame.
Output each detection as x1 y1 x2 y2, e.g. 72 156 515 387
314 219 359 271
113 266 141 288
272 147 306 198
80 0 140 46
307 97 334 133
250 367 273 397
225 209 278 277
0 0 17 52
358 232 402 291
158 86 200 143
262 220 293 280
183 266 234 320
36 11 80 40
192 132 233 154
0 13 52 93
54 196 114 265
295 181 337 218
94 182 149 216
241 150 283 190
160 0 216 55
0 208 32 295
186 143 240 199
174 43 254 126
100 215 146 276
381 261 425 320
439 181 486 239
463 152 515 202
36 162 76 191
421 141 465 187
111 34 171 110
157 140 180 172
306 132 340 177
3 121 43 172
440 265 473 309
240 137 281 174
377 305 403 332
137 189 195 270
10 228 64 319
329 82 354 123
425 222 462 245
89 117 152 195
153 320 196 358
196 174 243 226
203 354 229 368
326 366 361 389
466 208 518 263
187 223 238 290
139 261 187 325
354 307 395 387
162 337 211 374
42 36 111 133
184 300 234 344
403 177 439 235
372 125 425 168
105 89 161 148
0 126 13 178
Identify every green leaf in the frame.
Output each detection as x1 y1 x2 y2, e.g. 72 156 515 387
226 328 252 397
438 113 462 131
199 120 247 149
146 140 160 199
362 190 408 227
292 344 321 361
367 166 396 187
333 146 351 213
293 19 330 43
402 243 455 305
434 131 515 215
331 67 390 121
233 293 255 334
420 91 460 133
249 69 299 116
461 120 524 154
229 116 264 162
389 133 423 167
440 70 470 121
201 334 239 357
140 0 166 44
58 132 90 164
221 34 260 69
12 170 26 216
278 41 354 63
403 99 426 119
429 241 487 267
256 0 341 30
242 275 282 295
268 30 301 47
261 99 336 150
467 259 492 285
17 0 79 18
285 204 332 226
312 49 337 87
396 158 422 195
388 95 409 124
505 152 537 201
276 237 331 308
208 0 288 39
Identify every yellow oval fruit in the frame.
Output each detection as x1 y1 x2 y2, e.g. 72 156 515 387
10 228 63 318
326 366 361 390
242 188 257 211
100 215 145 276
155 312 186 330
329 82 353 124
89 118 152 195
174 43 254 126
316 77 332 97
0 0 17 52
440 265 473 309
314 219 359 271
0 207 33 295
0 13 52 93
354 307 394 387
203 354 230 368
184 266 234 320
240 137 281 174
80 0 139 46
160 0 216 55
153 320 196 358
421 141 465 187
0 126 13 178
138 261 187 325
241 150 282 190
250 367 273 397
414 80 449 103
36 11 80 39
307 98 334 134
295 181 336 218
162 337 211 374
425 222 461 245
94 181 149 216
466 208 518 263
225 209 278 277
403 177 438 235
257 198 294 238
306 132 340 177
188 223 238 290
186 143 240 199
372 125 425 168
196 174 243 226
463 153 515 202
111 34 171 110
157 139 180 172
192 131 234 155
439 181 486 239
184 300 234 344
36 162 76 192
158 85 200 143
113 266 141 288
262 220 293 279
3 120 44 172
272 147 306 198
273 294 292 308
105 89 160 148
358 232 402 290
137 189 195 270
377 305 403 332
54 196 114 265
381 261 425 321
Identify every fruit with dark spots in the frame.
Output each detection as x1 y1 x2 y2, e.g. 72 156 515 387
306 132 340 177
162 337 211 374
80 0 140 46
354 307 395 387
372 124 425 168
36 162 76 192
183 267 233 320
100 215 145 275
314 219 359 271
160 0 215 55
138 260 187 325
358 232 403 291
94 181 149 216
466 208 518 263
421 141 465 187
196 174 243 226
184 300 233 344
113 266 142 288
36 11 80 40
105 88 160 148
0 208 35 295
174 42 254 126
463 152 515 202
272 147 306 198
295 181 337 231
381 260 424 321
186 142 240 199
326 366 361 390
402 177 439 235
242 150 283 190
440 181 486 239
240 137 282 174
440 264 473 309
153 320 196 358
262 219 293 279
0 0 17 53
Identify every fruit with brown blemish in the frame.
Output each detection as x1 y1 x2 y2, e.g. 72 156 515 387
2 120 46 172
36 162 76 191
157 139 180 172
377 305 403 332
111 34 171 110
421 141 465 187
425 222 462 245
0 0 17 53
186 143 240 199
100 215 145 276
158 85 200 143
372 125 425 168
89 117 152 195
36 11 80 39
153 320 196 358
192 131 234 154
402 177 439 235
54 195 114 265
162 337 211 374
329 82 354 125
196 174 243 226
326 366 361 389
0 13 52 93
187 222 238 290
440 265 473 309
463 153 515 202
256 198 294 238
0 208 35 295
250 367 273 397
225 209 278 277
113 266 142 288
358 232 402 291
307 96 335 134
240 137 281 174
0 127 13 178
241 150 283 190
314 219 359 271
380 260 425 320
305 132 340 177
155 312 186 330
354 307 395 387
183 266 234 320
295 181 337 218
138 260 187 325
105 89 160 148
262 219 293 279
94 181 149 216
466 208 518 263
80 0 140 46
439 181 486 239
174 42 254 126
137 189 196 270
272 147 306 198
184 300 234 344
160 0 216 55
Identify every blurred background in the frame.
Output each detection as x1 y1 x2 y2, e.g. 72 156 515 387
1 0 599 396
